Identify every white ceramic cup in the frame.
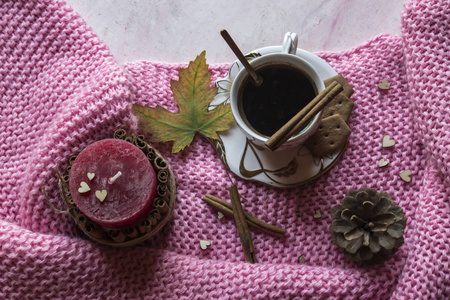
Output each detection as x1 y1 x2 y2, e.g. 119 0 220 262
230 32 325 151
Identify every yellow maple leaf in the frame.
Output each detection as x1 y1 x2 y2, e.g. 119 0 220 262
132 51 234 153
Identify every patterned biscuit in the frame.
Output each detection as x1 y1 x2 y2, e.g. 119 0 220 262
304 114 351 157
321 93 354 123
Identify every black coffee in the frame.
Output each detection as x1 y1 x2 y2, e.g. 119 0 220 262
239 63 316 137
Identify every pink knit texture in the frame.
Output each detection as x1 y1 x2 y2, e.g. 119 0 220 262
0 0 449 299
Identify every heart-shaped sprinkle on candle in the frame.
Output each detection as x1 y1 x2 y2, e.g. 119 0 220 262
78 181 91 194
382 135 395 148
95 190 108 202
378 79 389 90
399 170 412 182
379 158 389 168
87 173 95 180
200 240 211 250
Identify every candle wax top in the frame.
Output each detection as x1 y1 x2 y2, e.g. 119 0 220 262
69 139 157 229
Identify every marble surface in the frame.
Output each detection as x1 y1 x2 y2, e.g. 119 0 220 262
64 0 405 64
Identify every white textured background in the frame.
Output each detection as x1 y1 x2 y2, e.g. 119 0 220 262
65 0 405 64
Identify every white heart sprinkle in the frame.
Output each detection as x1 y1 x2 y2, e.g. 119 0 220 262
199 240 211 250
95 190 107 202
78 181 91 194
87 173 95 180
382 135 395 148
379 158 389 168
378 79 389 90
313 210 322 219
217 212 224 219
399 170 412 183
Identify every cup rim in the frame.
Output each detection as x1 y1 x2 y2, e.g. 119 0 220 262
230 53 325 144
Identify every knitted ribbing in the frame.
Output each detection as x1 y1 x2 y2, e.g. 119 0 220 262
392 0 450 298
402 0 450 181
0 0 448 299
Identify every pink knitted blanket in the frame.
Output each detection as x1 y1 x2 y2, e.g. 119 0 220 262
1 0 448 299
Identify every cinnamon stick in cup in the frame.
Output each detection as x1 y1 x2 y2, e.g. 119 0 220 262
265 81 343 151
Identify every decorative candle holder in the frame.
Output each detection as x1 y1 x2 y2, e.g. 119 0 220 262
56 129 176 247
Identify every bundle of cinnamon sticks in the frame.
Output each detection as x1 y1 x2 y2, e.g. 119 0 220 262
202 186 286 263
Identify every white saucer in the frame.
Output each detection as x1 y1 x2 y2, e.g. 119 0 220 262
210 46 344 188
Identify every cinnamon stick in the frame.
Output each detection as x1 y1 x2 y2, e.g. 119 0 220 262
228 184 257 263
265 81 343 151
202 194 285 238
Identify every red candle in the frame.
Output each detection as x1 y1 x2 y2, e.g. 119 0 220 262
69 139 157 229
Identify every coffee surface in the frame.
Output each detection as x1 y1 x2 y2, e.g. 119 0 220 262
240 64 316 137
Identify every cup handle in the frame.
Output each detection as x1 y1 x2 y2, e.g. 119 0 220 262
282 32 298 55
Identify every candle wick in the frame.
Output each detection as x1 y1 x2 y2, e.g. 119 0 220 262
108 171 122 184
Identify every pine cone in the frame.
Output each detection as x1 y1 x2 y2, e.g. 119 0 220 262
330 188 406 263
